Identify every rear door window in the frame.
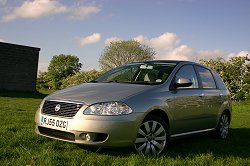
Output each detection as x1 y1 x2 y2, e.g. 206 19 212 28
196 66 216 89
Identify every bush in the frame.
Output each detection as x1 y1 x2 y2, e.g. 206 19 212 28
200 56 250 101
61 70 104 89
36 71 51 90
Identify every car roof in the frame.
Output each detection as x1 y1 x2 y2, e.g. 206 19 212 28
124 60 210 69
125 60 194 65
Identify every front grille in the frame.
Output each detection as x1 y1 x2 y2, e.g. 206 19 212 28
38 126 75 141
42 100 83 117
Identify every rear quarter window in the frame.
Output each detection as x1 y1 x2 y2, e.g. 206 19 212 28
211 70 227 90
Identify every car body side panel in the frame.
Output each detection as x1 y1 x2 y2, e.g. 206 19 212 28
200 89 225 128
122 86 175 129
170 89 209 134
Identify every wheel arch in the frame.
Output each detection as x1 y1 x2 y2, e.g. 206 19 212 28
216 108 232 128
222 109 231 123
143 109 170 129
134 109 170 155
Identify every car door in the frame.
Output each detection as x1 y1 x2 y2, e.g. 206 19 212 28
195 65 223 128
170 65 206 135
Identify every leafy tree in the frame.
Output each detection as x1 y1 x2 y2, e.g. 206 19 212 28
61 70 104 88
200 55 250 100
99 40 156 71
47 54 82 89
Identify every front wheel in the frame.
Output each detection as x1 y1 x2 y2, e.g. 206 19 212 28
134 115 169 155
215 112 230 139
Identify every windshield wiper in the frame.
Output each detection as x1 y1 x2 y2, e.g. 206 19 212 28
90 80 156 85
95 80 120 83
89 80 98 83
129 81 158 85
108 80 119 83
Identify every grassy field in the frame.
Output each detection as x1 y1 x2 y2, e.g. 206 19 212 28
0 91 250 166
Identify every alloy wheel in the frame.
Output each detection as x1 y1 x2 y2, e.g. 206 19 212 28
219 113 229 139
134 117 168 155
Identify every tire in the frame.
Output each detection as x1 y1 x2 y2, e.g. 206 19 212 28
215 112 230 139
134 115 169 155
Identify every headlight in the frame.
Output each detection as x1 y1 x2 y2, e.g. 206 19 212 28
84 102 132 115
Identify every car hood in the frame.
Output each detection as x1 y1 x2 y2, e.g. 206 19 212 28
46 83 152 105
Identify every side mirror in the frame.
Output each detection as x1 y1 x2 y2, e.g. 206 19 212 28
174 78 192 88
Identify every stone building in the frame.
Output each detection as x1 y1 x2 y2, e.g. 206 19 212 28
0 42 40 91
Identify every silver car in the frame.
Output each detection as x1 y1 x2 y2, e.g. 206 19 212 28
35 60 232 155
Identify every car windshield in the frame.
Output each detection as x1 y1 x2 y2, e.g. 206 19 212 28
94 62 177 85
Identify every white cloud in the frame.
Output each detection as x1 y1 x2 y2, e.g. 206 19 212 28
132 32 189 60
68 5 100 20
2 0 67 21
149 32 180 49
163 45 194 60
1 0 101 22
105 36 121 45
133 33 180 50
160 47 227 61
79 33 101 46
133 35 147 43
197 49 226 60
227 51 250 59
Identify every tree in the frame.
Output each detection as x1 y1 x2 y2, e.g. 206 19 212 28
99 40 156 71
200 55 250 100
47 54 82 89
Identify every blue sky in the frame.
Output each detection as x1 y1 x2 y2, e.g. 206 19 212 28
0 0 249 71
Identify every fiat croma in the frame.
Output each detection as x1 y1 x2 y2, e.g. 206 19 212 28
35 60 232 155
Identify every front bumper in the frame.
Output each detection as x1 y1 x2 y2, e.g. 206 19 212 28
35 105 144 147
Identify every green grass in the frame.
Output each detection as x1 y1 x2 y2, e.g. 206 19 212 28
0 91 250 166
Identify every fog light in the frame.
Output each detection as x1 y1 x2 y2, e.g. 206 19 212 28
86 133 91 141
79 133 96 141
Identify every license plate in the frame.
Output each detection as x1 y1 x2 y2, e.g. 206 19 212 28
40 116 68 130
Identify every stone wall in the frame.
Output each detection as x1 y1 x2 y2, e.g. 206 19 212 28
0 42 40 91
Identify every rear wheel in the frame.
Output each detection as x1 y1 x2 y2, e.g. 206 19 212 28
215 112 230 139
134 115 169 155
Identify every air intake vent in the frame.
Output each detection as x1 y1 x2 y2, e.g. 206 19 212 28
42 100 83 117
38 126 75 141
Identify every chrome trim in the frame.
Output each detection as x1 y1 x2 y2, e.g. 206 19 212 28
170 128 215 138
47 99 85 105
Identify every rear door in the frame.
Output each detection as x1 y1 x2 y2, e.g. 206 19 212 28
195 65 223 128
